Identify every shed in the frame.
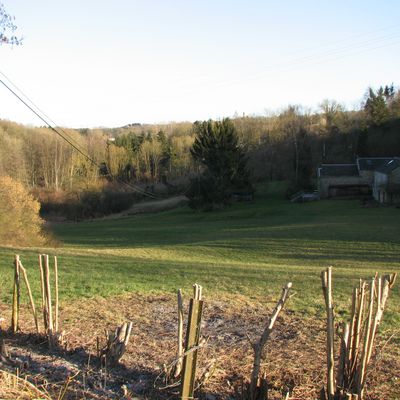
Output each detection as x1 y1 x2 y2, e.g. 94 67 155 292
318 164 370 198
373 158 400 204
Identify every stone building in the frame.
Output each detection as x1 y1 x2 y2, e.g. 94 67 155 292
318 157 400 204
318 163 370 198
373 158 400 204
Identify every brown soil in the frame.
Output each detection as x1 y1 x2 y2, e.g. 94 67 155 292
0 293 399 399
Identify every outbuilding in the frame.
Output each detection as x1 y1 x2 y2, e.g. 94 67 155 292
373 158 400 204
318 157 400 203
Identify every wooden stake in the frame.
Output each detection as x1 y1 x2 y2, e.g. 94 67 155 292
357 278 375 395
347 287 357 375
174 289 184 378
11 255 20 333
38 254 48 331
366 273 396 366
54 256 59 333
18 261 39 333
350 281 366 377
43 255 53 334
181 284 204 400
321 267 335 400
337 322 349 389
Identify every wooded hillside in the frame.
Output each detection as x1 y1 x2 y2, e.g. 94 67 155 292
1 85 399 198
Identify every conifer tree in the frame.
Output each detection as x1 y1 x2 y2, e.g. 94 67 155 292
364 87 390 126
188 118 252 209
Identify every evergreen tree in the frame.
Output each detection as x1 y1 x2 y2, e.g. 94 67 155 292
364 87 390 126
188 118 252 210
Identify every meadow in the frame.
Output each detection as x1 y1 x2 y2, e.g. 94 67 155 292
0 183 399 327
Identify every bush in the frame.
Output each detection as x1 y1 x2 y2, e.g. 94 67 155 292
0 176 46 246
37 187 139 220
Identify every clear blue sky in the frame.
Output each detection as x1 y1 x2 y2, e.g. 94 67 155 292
1 0 399 127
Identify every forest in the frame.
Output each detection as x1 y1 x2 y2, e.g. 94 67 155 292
1 85 400 218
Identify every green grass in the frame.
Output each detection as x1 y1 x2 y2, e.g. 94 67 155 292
0 182 399 326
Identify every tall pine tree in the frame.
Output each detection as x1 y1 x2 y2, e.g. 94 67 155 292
188 118 252 210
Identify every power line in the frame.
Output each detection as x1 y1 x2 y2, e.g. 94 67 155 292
170 24 400 86
178 30 400 95
0 70 159 198
0 70 87 152
0 74 159 199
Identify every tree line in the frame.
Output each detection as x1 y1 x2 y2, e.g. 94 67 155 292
1 85 400 197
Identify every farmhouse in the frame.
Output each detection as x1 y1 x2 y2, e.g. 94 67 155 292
373 158 400 204
318 163 370 199
318 157 400 204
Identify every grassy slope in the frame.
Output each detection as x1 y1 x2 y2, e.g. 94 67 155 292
0 183 399 325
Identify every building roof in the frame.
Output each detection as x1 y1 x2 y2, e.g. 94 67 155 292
375 158 400 174
357 157 394 171
319 164 359 177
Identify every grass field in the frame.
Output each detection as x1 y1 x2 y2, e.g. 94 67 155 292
0 183 399 326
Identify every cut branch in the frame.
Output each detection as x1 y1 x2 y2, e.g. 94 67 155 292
174 288 184 378
18 261 39 333
249 281 292 400
11 255 20 333
321 267 335 399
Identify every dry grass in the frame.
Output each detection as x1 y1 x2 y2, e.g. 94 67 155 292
0 369 51 400
124 195 189 215
1 292 399 399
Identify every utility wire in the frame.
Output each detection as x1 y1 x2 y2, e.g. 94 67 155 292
0 70 86 151
0 75 159 199
178 31 400 94
170 23 400 89
0 70 158 198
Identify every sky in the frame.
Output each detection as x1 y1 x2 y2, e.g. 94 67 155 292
0 0 399 128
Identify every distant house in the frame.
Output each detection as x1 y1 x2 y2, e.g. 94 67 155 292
373 158 400 204
317 163 370 199
318 157 400 204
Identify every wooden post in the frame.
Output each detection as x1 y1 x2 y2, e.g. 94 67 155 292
337 322 349 389
350 281 366 380
54 256 59 333
181 284 203 400
174 288 184 378
38 254 48 331
11 255 20 333
366 274 396 363
357 278 375 396
19 261 40 333
346 287 357 378
43 255 53 334
321 267 335 400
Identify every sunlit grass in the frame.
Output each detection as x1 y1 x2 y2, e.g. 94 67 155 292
0 182 399 326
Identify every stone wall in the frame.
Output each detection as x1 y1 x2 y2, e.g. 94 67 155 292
319 176 370 198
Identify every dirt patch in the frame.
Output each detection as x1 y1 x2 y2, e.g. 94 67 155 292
0 293 399 399
124 196 189 215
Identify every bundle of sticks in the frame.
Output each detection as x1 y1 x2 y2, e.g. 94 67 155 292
321 267 397 400
11 254 63 347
